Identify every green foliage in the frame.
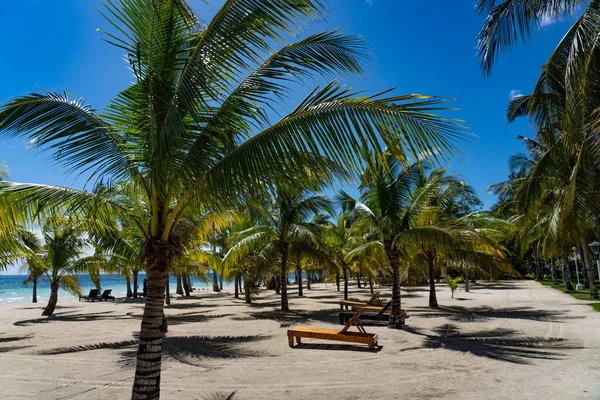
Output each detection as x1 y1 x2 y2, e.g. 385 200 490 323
444 274 463 298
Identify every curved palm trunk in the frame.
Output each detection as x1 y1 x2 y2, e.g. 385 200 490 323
176 276 183 295
131 244 170 400
384 241 404 329
42 280 59 316
133 271 139 299
296 263 303 297
32 277 38 303
580 239 599 299
428 258 438 308
280 242 289 311
126 276 133 298
561 246 575 291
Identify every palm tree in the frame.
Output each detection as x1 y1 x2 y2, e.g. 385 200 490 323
17 230 44 303
0 1 468 396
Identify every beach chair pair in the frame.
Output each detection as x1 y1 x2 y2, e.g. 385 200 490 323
287 310 378 349
80 289 115 302
338 300 408 325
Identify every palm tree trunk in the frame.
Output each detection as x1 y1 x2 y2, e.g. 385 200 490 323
580 238 599 299
176 276 183 295
343 266 349 300
306 274 311 290
534 246 543 280
244 272 251 304
212 270 220 292
428 258 438 308
465 269 470 292
579 246 590 289
165 280 171 306
561 246 575 291
296 263 303 297
336 271 340 291
384 241 404 329
182 275 190 297
280 242 289 311
368 276 374 294
126 276 133 298
42 280 59 316
131 241 170 400
551 256 558 285
275 274 280 294
234 274 239 298
357 272 362 288
32 277 37 303
133 271 139 299
219 274 223 291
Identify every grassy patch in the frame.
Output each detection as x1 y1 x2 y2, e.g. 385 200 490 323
537 279 600 312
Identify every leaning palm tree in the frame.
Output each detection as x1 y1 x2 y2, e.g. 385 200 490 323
0 1 468 397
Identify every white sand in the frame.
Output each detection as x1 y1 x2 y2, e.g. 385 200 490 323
0 280 599 399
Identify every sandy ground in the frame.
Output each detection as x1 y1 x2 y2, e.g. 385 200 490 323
0 280 599 400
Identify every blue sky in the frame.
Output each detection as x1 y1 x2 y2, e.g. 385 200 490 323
0 0 577 209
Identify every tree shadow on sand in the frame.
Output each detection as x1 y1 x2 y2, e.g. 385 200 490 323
233 309 339 328
410 305 580 323
0 334 34 353
40 334 271 369
14 311 135 326
402 323 582 364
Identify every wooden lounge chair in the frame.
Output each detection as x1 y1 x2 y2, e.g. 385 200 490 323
99 289 115 301
287 310 378 349
339 292 383 310
339 301 408 325
80 289 100 302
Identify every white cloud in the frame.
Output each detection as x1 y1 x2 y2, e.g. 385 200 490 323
539 12 558 27
509 89 523 101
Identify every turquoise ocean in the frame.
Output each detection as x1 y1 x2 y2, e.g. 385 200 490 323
0 274 233 305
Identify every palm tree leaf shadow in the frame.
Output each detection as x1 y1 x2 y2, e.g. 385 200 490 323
402 324 582 364
411 305 579 323
0 334 34 353
233 309 338 328
41 334 271 369
203 392 236 400
14 311 135 326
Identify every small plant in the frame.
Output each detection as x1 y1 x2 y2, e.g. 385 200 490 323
444 275 463 298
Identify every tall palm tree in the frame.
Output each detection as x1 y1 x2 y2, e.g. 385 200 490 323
0 1 467 397
16 230 44 303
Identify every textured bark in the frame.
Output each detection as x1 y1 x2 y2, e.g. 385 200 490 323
280 241 289 311
296 264 303 297
133 271 139 299
32 277 37 303
561 246 575 291
176 276 183 295
428 258 438 308
384 240 404 329
275 274 280 294
131 241 171 400
42 280 59 316
580 238 599 299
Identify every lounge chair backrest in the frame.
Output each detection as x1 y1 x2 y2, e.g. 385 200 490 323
89 289 99 297
377 300 392 316
101 289 112 297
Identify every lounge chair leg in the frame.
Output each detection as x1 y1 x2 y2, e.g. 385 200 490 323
288 333 294 347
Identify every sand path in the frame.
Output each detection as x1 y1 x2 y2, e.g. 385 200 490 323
0 280 598 399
